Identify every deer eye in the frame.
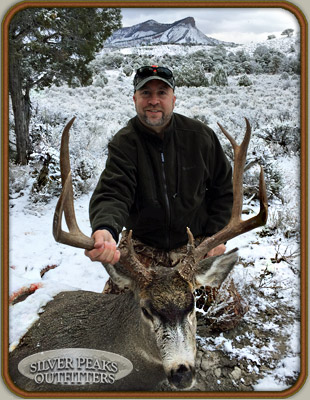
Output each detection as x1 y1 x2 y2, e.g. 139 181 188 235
141 307 153 321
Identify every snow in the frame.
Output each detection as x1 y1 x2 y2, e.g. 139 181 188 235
9 192 110 351
254 355 300 391
9 192 110 294
8 37 301 391
9 281 75 352
105 17 222 47
231 35 300 56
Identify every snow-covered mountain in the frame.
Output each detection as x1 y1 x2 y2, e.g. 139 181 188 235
105 17 235 47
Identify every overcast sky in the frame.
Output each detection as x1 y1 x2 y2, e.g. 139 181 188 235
120 8 300 44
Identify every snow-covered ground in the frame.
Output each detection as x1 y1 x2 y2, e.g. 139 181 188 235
8 36 301 391
9 188 300 390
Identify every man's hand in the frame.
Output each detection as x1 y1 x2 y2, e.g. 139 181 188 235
206 243 226 257
85 230 120 265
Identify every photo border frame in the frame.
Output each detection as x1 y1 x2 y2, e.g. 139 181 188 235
1 0 308 398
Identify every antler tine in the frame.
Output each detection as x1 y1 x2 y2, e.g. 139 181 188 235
53 117 95 250
190 118 268 264
59 117 81 234
218 117 251 221
120 230 153 287
186 227 195 255
53 172 94 249
53 118 152 287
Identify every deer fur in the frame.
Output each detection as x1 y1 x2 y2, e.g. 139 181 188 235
9 251 238 392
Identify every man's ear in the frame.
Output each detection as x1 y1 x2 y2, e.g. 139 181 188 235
193 248 239 289
103 262 135 290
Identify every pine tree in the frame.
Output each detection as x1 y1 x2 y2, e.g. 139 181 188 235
9 7 121 164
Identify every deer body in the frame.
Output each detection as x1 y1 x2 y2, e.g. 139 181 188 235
8 118 268 393
9 290 167 391
9 258 238 392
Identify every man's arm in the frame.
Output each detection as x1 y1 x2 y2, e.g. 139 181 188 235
86 133 137 263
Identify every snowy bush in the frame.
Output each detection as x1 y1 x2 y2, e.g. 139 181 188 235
264 205 299 238
98 52 125 69
280 71 290 80
29 149 97 204
122 65 134 76
238 75 253 86
258 122 300 155
235 154 282 203
253 45 285 74
189 49 215 72
174 62 209 87
209 45 227 65
9 163 32 197
92 73 109 88
210 67 228 86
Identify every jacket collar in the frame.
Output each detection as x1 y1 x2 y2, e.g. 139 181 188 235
132 114 175 145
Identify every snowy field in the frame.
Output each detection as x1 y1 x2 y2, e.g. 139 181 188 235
8 36 302 391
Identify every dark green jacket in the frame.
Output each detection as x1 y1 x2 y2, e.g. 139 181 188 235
89 113 233 250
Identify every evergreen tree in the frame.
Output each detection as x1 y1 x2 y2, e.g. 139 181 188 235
9 7 121 164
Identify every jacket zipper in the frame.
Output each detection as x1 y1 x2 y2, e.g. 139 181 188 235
160 152 171 249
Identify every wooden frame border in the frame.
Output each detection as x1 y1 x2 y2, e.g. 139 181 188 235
1 1 308 398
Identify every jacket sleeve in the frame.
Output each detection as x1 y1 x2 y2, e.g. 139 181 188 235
89 132 137 241
205 130 233 236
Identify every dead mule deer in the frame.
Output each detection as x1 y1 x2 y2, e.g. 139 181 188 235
9 117 268 392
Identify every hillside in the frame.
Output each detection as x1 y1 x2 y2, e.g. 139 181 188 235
105 16 235 47
8 36 301 393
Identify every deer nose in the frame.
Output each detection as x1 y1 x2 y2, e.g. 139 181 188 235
169 364 195 389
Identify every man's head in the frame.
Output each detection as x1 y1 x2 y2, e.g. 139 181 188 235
133 65 175 92
133 66 176 135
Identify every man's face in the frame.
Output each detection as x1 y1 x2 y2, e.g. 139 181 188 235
133 80 176 133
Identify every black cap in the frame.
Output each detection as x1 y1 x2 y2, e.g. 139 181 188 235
133 66 175 91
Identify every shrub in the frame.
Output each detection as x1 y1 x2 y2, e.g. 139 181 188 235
92 73 108 88
123 65 133 77
210 67 228 86
174 63 209 87
9 163 32 197
238 75 253 87
260 123 300 154
280 71 290 80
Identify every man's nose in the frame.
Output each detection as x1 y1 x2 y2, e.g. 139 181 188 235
148 93 160 105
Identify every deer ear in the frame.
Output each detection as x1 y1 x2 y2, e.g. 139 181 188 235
193 248 239 289
103 263 135 290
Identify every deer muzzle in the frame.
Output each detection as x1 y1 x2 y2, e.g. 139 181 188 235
168 363 196 389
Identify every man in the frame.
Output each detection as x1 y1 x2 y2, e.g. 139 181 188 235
85 65 233 265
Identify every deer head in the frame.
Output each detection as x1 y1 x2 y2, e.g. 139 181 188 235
53 117 268 389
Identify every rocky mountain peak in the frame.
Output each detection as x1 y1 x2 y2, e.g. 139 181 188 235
105 17 234 48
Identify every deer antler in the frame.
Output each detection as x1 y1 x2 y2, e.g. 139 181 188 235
179 118 268 281
53 117 94 250
53 118 152 288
